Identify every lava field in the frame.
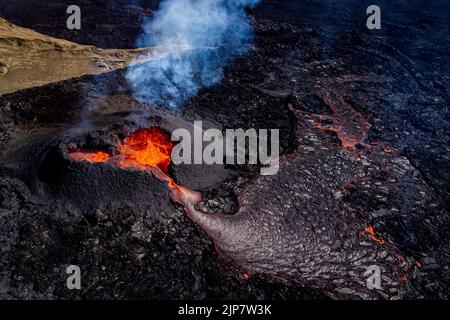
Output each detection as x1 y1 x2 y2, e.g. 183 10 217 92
0 0 449 300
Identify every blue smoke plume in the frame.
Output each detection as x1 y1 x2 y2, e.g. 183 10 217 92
126 0 261 108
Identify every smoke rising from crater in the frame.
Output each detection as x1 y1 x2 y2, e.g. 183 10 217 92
126 0 261 108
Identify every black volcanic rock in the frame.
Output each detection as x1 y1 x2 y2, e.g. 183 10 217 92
0 0 157 49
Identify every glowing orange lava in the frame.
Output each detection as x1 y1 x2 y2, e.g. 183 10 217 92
69 127 174 174
360 226 385 245
69 150 111 163
117 128 173 173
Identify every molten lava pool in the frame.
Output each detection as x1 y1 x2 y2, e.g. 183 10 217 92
69 127 174 174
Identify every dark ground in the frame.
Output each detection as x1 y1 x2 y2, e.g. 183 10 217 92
0 0 449 299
